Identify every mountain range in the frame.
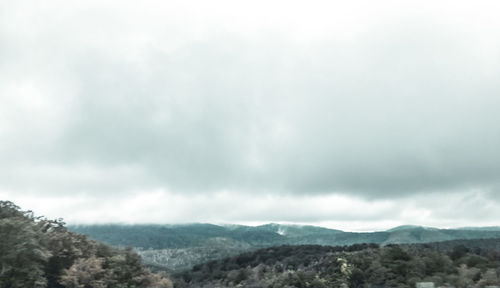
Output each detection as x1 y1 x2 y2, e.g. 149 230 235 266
69 223 500 271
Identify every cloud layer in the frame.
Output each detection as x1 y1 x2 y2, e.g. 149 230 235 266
1 0 500 229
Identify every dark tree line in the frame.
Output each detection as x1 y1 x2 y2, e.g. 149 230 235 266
174 241 500 287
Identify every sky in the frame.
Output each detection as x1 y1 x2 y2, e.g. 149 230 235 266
1 0 500 231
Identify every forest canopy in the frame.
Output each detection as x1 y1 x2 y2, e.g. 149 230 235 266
0 201 172 288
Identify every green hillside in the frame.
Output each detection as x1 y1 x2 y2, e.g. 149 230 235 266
69 223 500 272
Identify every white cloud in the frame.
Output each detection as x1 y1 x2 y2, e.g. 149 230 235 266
1 0 500 227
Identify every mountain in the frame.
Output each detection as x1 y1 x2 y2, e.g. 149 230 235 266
256 223 344 237
457 226 500 231
386 225 438 232
70 223 286 249
69 223 500 272
7 196 499 288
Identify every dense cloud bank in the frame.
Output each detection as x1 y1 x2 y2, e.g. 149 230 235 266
1 0 500 227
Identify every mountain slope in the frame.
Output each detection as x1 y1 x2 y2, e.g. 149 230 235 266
69 223 500 272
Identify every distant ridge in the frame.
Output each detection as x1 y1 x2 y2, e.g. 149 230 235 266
69 223 500 271
69 223 500 249
256 223 344 236
386 225 439 232
456 226 500 231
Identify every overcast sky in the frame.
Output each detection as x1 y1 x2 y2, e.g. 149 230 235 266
1 0 500 231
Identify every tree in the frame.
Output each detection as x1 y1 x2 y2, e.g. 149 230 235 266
477 269 500 287
0 201 173 288
0 202 51 288
59 257 108 288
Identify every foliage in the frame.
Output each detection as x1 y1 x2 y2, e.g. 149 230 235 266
173 241 500 288
70 223 500 272
0 200 172 288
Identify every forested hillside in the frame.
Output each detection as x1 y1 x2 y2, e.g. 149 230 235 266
70 223 500 272
0 201 172 288
71 224 500 250
4 199 500 288
174 241 500 288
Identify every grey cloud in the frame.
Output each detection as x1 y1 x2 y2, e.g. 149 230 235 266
1 1 500 228
41 30 500 197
